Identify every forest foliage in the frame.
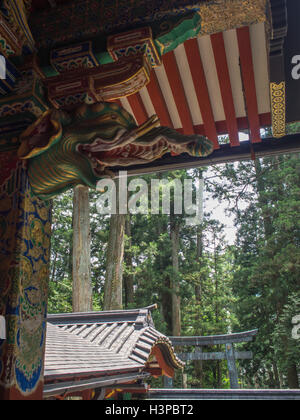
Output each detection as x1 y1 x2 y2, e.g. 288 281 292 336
49 150 300 389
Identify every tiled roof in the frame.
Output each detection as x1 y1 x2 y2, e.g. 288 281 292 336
44 307 184 397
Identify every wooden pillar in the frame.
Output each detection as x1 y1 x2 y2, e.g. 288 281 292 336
72 185 92 313
0 160 51 400
103 179 125 311
170 219 181 336
182 373 188 389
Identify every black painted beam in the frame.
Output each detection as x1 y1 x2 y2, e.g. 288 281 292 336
147 389 300 400
113 133 300 176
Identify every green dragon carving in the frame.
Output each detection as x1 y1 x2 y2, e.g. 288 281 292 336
18 102 214 200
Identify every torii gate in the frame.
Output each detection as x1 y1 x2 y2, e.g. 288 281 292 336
165 329 258 389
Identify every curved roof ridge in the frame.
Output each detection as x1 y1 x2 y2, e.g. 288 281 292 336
150 336 185 370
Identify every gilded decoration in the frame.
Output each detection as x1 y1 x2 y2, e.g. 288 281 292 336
0 0 35 57
0 16 22 57
27 0 271 89
29 0 206 49
270 81 286 138
0 164 51 395
197 0 269 36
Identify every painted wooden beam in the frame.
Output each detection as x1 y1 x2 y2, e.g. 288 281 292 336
127 93 148 125
151 346 174 378
237 27 261 143
184 38 219 149
119 134 300 176
163 51 195 135
146 70 173 127
211 32 240 147
194 113 271 137
148 389 300 400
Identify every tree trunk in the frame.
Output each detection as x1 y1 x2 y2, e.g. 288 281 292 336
51 252 57 283
124 215 134 307
212 230 222 388
171 218 181 336
287 364 299 389
72 185 92 312
195 228 203 303
254 159 273 239
194 170 204 385
103 179 126 311
272 361 282 389
194 227 204 386
156 213 172 334
69 210 74 281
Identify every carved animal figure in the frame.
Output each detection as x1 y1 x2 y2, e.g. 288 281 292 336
18 102 214 200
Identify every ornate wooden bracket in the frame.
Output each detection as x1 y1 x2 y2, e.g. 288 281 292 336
0 0 35 57
107 27 162 68
46 54 151 108
45 26 161 108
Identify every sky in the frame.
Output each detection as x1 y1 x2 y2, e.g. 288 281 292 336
205 196 237 245
202 132 251 245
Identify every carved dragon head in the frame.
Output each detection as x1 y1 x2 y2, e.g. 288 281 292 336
18 102 214 200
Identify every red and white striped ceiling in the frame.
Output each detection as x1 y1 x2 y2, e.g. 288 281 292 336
119 23 271 150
